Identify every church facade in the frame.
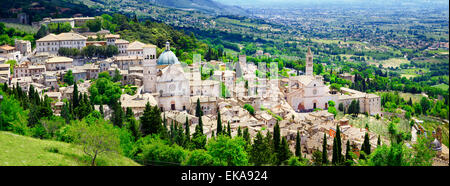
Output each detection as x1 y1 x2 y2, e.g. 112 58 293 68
143 41 191 112
286 48 338 112
286 48 381 115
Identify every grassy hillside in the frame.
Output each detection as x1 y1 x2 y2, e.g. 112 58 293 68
0 131 140 166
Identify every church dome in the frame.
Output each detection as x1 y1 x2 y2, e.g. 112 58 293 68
157 41 180 66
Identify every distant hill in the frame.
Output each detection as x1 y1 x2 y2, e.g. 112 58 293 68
83 0 248 15
0 0 100 22
0 131 139 166
151 0 247 15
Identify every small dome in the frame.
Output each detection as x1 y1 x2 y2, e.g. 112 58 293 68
157 41 180 66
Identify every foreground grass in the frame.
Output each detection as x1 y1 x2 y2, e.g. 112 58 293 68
0 131 140 166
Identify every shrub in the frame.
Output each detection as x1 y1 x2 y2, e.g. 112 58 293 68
243 104 255 115
45 146 60 153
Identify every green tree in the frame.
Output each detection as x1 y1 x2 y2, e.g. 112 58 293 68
206 135 248 166
420 97 430 115
72 82 79 109
360 133 371 159
112 68 122 82
295 130 302 157
192 123 206 150
345 140 353 166
322 133 328 165
335 125 343 164
86 18 102 32
332 137 338 165
61 102 71 124
216 111 222 136
243 104 255 115
250 131 272 165
338 102 344 112
243 127 250 144
273 121 281 153
227 121 231 137
278 137 292 165
140 102 161 136
183 149 214 166
63 70 74 85
36 25 48 39
69 119 120 166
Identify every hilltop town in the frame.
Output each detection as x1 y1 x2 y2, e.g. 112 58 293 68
0 14 448 165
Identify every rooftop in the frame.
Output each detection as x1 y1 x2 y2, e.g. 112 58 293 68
46 56 73 63
37 32 87 42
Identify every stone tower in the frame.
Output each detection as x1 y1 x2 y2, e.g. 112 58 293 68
306 47 313 76
143 44 157 93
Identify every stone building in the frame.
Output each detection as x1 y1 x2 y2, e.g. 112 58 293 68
338 87 381 115
15 39 31 56
152 42 190 112
36 33 87 54
45 56 73 71
14 62 45 78
286 75 339 112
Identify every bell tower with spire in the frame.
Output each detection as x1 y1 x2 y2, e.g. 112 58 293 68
305 47 313 76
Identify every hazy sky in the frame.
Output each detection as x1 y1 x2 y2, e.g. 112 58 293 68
214 0 449 8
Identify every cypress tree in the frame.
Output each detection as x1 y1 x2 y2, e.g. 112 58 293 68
72 82 79 109
377 135 381 147
125 107 134 121
195 98 202 117
332 137 338 165
250 131 271 165
185 116 190 141
322 133 328 165
227 121 231 137
243 127 250 144
217 111 222 135
61 102 71 124
360 133 371 159
363 133 371 155
336 125 342 164
170 121 175 141
278 137 292 165
345 140 353 166
295 130 301 158
111 101 124 127
273 121 281 153
237 126 242 137
2 83 7 93
140 102 161 136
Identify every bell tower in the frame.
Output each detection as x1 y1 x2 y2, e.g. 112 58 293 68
306 47 313 76
143 44 157 93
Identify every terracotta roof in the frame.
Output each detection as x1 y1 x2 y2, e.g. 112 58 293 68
37 33 86 42
127 41 146 50
0 45 15 51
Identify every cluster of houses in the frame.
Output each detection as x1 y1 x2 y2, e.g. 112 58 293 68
7 15 446 161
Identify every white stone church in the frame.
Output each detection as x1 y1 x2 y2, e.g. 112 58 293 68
285 48 381 115
141 41 219 113
286 48 339 112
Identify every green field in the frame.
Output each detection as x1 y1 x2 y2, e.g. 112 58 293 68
1 22 38 34
373 58 410 68
0 131 140 166
432 83 449 91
